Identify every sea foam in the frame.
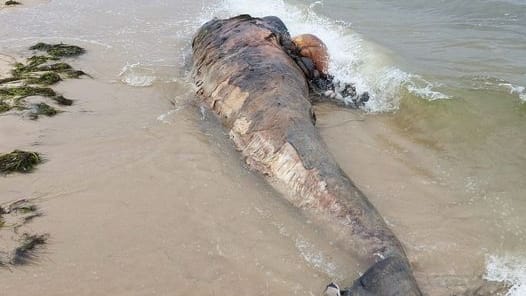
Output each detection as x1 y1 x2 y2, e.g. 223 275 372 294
119 62 156 87
485 254 526 296
499 83 526 102
214 0 449 112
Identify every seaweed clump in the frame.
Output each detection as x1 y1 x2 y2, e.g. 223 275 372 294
0 199 48 266
11 56 68 77
0 150 41 174
5 1 21 5
0 76 20 84
0 101 9 113
26 72 62 85
0 85 56 98
0 86 56 112
11 233 49 265
29 102 59 119
52 95 73 106
0 43 87 116
30 43 85 58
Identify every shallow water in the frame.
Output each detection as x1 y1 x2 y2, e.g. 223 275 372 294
216 0 526 293
0 0 525 295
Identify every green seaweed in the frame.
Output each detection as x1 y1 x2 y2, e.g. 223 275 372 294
63 69 87 78
0 101 10 113
3 199 38 215
27 55 57 67
0 150 41 174
11 57 74 78
11 63 28 77
14 205 36 214
52 95 73 106
5 1 21 5
0 43 87 119
29 102 59 119
0 205 4 228
0 200 47 267
12 233 48 265
26 72 62 85
30 43 85 58
37 62 72 72
11 56 62 77
0 76 22 84
0 87 55 115
0 86 56 98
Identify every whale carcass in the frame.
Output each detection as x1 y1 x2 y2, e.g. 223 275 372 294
192 15 422 296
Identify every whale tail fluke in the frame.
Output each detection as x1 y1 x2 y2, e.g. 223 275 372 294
339 256 422 296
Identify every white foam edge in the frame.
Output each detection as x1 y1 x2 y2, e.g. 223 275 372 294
485 254 526 296
213 0 449 112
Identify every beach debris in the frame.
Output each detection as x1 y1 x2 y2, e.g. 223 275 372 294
0 101 9 112
10 233 49 265
64 69 88 79
26 72 62 85
0 43 87 116
0 199 48 266
4 0 21 6
0 85 56 98
0 76 20 84
0 86 57 113
51 95 73 106
0 150 42 174
30 42 85 58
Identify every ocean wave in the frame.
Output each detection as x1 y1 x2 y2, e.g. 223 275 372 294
214 0 449 112
499 83 526 102
485 254 526 296
469 75 526 102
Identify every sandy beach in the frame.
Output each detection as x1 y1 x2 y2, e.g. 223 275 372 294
1 0 524 295
0 59 500 294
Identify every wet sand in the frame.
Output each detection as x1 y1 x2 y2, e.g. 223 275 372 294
0 50 353 294
0 62 495 295
0 0 48 10
0 1 513 295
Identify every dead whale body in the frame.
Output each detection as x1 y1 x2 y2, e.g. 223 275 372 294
192 15 422 296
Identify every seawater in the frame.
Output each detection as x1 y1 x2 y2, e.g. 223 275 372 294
215 0 526 294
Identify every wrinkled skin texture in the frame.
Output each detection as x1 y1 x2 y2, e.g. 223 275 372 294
192 15 422 296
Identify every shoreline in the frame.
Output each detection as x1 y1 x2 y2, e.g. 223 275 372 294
0 46 348 294
316 104 511 294
0 46 510 294
0 0 521 294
